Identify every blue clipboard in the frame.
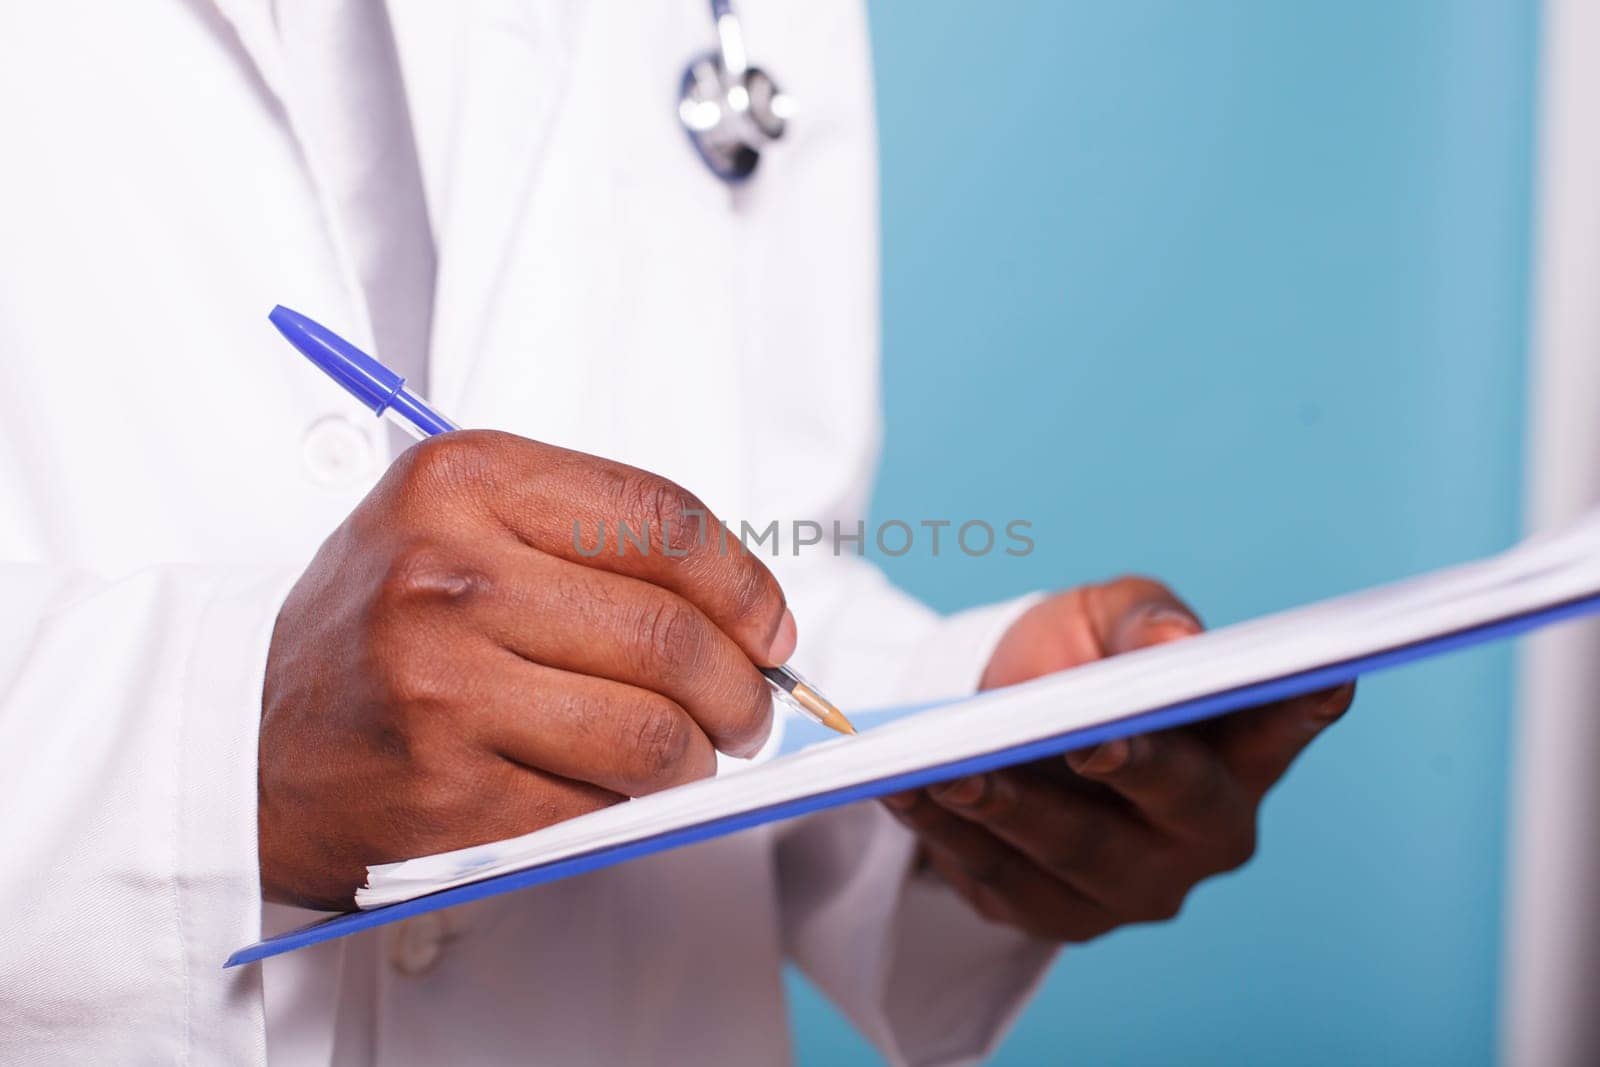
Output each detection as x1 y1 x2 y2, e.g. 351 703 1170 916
227 591 1600 968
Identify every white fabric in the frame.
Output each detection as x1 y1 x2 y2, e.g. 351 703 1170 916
0 1 1056 1063
273 0 435 390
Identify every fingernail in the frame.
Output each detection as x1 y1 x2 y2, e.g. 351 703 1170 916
1115 603 1201 650
1142 605 1201 638
1309 684 1355 726
935 775 988 808
768 609 798 664
1070 738 1131 775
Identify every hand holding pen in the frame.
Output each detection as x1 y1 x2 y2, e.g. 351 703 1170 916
259 307 851 909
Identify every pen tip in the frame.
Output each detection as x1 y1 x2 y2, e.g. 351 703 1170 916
793 683 858 737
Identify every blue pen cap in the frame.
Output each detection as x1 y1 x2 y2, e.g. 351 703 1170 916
269 305 405 415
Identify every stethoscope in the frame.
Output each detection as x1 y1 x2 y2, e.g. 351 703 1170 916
677 0 794 183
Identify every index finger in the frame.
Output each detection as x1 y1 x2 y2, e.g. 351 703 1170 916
442 433 794 666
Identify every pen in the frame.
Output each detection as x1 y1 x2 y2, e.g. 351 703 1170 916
269 305 856 737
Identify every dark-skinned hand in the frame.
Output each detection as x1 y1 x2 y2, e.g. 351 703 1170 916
883 576 1354 943
260 431 794 910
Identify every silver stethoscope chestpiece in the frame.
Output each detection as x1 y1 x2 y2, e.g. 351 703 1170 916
678 0 792 183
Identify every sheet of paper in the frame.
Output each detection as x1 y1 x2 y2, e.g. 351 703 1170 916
357 512 1600 908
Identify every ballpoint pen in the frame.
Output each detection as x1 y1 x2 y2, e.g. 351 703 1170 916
269 304 856 737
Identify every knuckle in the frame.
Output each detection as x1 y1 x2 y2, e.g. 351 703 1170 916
379 544 488 609
382 656 453 713
633 598 707 674
617 471 696 551
390 662 441 713
399 430 499 491
628 701 697 788
727 561 780 623
658 497 706 558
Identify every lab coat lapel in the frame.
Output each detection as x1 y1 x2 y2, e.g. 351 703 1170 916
203 0 434 370
204 0 292 101
202 0 580 413
272 0 437 385
400 1 583 412
203 0 364 324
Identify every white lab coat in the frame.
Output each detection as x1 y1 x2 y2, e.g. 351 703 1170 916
0 1 1055 1064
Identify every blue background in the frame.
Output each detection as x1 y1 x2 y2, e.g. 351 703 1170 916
787 1 1538 1063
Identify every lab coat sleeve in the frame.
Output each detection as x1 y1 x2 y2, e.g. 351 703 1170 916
773 558 1058 1067
0 562 296 1065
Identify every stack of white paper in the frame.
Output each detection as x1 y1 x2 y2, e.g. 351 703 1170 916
358 514 1600 909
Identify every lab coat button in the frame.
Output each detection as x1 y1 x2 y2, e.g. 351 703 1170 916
301 415 374 485
389 913 451 976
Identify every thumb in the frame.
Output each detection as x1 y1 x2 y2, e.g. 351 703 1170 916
1087 576 1205 655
